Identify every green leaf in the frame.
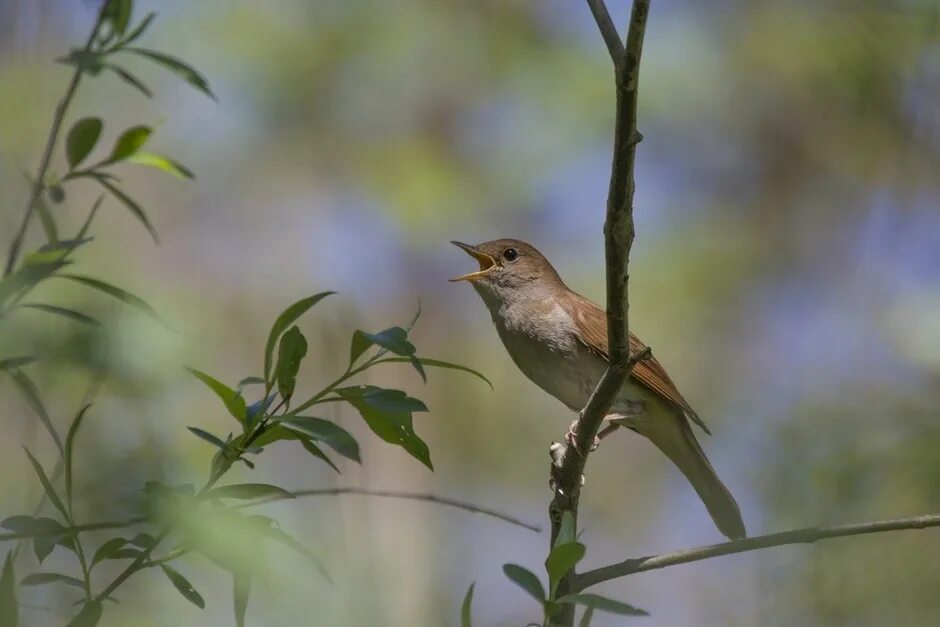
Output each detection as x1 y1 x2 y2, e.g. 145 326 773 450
57 50 105 75
502 564 546 604
349 331 373 366
160 565 205 609
65 404 92 512
361 327 415 357
20 303 99 326
91 174 159 243
263 292 334 384
409 356 426 382
127 152 193 178
280 417 360 463
300 439 340 473
0 260 69 308
187 427 228 451
555 594 648 617
104 63 152 97
92 537 129 566
545 542 585 598
7 369 63 454
103 0 133 37
460 582 475 627
376 357 492 388
0 356 35 370
246 425 298 448
129 533 156 549
66 118 103 168
105 125 151 163
208 483 295 501
233 570 251 627
263 526 331 583
237 376 266 391
21 572 85 589
337 386 428 415
339 389 432 470
23 448 68 519
120 12 155 46
124 48 216 100
35 195 59 243
187 369 247 425
399 427 433 471
274 326 307 403
0 551 17 627
58 273 158 319
66 601 102 627
555 511 576 547
245 393 277 427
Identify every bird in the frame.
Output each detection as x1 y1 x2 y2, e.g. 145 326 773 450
450 238 746 540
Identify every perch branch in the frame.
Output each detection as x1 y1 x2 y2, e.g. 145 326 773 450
586 0 625 62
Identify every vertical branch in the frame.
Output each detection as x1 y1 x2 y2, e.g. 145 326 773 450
548 2 651 625
3 2 111 276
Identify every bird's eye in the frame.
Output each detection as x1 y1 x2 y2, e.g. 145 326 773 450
502 248 519 263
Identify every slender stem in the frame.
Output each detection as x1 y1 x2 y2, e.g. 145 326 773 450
3 3 110 276
586 0 625 61
575 513 940 590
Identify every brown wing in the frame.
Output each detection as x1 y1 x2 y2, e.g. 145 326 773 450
563 291 711 434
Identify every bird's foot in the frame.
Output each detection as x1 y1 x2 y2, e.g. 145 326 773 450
565 420 601 454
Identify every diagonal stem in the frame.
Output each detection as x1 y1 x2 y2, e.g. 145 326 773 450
586 0 625 62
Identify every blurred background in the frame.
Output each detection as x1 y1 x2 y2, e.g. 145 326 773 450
1 0 939 625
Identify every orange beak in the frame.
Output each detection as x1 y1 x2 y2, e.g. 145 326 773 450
449 241 497 282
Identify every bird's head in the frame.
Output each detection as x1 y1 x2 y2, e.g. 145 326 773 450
450 239 562 304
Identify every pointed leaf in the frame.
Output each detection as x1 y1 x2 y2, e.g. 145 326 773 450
91 174 158 243
280 417 360 463
263 292 334 383
8 370 63 454
233 571 251 627
399 427 433 471
274 326 307 402
160 565 205 609
502 564 546 604
264 527 331 583
120 12 155 46
66 118 103 168
187 369 247 425
21 572 85 589
23 448 67 519
66 601 102 627
0 356 35 370
349 330 373 365
461 582 474 627
35 195 59 242
360 327 415 357
92 537 129 566
104 63 152 97
208 483 295 501
555 594 648 616
300 439 340 473
127 152 193 178
0 551 16 627
105 125 151 163
546 542 586 597
555 511 576 547
65 404 92 511
124 48 215 100
187 427 228 451
103 0 132 37
376 357 492 388
409 356 426 382
58 274 158 319
20 304 99 326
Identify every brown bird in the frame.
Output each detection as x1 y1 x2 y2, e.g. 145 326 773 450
451 238 745 540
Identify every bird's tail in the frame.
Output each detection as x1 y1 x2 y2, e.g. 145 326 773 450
640 413 746 540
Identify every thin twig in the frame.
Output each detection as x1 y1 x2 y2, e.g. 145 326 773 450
548 3 651 624
3 4 109 276
575 513 940 590
586 0 625 61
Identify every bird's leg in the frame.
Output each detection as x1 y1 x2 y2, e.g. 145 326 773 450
564 417 600 455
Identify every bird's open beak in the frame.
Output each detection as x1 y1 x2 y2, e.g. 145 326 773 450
449 241 497 282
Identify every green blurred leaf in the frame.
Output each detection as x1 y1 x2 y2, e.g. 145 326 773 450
65 404 92 512
187 369 247 425
35 195 59 243
502 564 546 604
208 483 295 501
124 48 215 100
0 551 16 627
263 526 332 583
187 427 228 451
57 50 105 75
349 331 373 366
103 0 133 37
120 12 154 46
0 356 35 370
233 571 251 627
0 260 70 308
23 448 68 520
160 565 205 609
20 303 99 326
65 118 102 168
105 125 151 163
66 601 102 627
91 537 129 566
127 151 193 178
104 63 152 97
377 357 492 388
91 175 160 243
410 356 426 382
275 326 307 403
280 417 360 463
237 376 266 390
555 594 648 617
461 582 475 627
337 386 428 415
555 511 576 547
21 572 85 589
361 327 415 357
244 393 277 427
58 273 158 319
47 184 65 203
7 369 63 454
263 292 334 384
300 439 340 473
545 542 585 598
129 533 156 549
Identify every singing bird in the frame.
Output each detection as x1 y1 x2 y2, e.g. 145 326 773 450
451 238 745 540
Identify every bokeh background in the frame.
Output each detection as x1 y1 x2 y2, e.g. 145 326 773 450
2 0 939 625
